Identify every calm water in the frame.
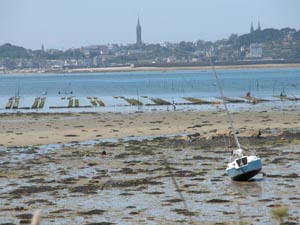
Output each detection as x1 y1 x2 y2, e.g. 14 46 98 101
1 68 300 112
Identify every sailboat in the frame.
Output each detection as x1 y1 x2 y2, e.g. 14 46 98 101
210 59 262 181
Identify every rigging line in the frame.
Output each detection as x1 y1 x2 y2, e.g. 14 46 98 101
160 146 200 223
208 55 241 150
162 158 188 210
159 147 194 218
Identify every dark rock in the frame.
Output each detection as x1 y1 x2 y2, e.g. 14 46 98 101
85 223 115 225
79 209 106 215
16 213 32 219
206 199 231 203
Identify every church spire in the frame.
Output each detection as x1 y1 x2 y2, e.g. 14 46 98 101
250 21 254 33
136 16 142 46
257 20 261 31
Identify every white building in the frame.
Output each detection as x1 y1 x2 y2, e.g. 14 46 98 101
246 43 263 58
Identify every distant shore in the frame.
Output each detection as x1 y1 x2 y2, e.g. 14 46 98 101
2 63 300 75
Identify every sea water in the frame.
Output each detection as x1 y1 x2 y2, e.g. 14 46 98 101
0 68 300 113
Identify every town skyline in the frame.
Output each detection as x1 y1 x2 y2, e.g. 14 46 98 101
1 20 298 52
1 0 300 50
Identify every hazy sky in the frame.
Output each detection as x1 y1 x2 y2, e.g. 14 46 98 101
1 0 299 50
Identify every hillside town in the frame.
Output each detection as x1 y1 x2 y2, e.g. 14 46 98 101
1 19 300 72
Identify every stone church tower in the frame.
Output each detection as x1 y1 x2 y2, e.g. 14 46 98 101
136 17 142 46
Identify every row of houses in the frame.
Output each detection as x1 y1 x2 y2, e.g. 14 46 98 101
0 41 267 70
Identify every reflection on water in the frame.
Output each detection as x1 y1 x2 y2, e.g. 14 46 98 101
230 179 263 197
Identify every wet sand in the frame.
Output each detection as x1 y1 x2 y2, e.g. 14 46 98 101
3 63 300 75
1 109 300 148
1 108 300 224
1 133 300 224
66 63 300 73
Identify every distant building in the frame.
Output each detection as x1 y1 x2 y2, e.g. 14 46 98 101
257 21 261 31
250 21 261 33
93 56 103 67
81 45 100 57
246 43 263 58
128 49 145 56
47 49 61 54
250 21 254 33
136 17 142 46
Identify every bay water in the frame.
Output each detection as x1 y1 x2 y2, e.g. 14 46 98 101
1 68 300 112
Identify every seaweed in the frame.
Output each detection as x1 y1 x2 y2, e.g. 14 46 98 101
32 98 39 109
151 98 171 105
97 99 105 107
68 99 73 108
125 98 143 106
74 99 79 107
39 98 45 108
183 97 210 104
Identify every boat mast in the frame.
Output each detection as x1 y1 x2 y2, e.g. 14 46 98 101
209 57 241 150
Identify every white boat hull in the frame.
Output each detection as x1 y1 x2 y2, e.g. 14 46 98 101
226 157 262 181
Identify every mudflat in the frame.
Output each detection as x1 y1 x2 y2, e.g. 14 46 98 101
1 109 300 147
1 108 300 224
1 130 300 224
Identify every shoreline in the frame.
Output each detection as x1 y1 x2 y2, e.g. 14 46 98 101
1 109 300 148
1 63 300 75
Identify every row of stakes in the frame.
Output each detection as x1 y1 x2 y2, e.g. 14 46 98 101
4 96 219 110
4 96 105 110
5 94 293 110
5 96 46 110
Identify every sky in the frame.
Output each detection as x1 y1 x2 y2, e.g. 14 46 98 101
1 0 300 50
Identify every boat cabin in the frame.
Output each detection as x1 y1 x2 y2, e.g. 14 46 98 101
235 157 248 167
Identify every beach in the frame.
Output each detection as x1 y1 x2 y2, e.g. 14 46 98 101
1 108 300 148
2 63 300 75
66 63 300 73
1 109 300 224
